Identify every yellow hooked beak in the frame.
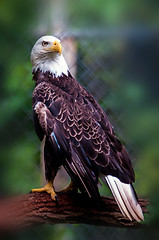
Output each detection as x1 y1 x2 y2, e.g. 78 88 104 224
46 41 62 55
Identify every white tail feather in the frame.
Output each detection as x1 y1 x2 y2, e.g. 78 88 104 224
105 175 144 222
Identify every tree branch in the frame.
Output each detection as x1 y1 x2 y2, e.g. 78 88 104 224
0 192 149 232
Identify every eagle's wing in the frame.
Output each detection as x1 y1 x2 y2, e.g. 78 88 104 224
82 89 135 183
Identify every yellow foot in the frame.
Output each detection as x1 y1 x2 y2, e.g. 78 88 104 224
61 180 77 193
32 181 57 201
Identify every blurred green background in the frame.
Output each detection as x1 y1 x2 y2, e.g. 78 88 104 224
0 0 159 239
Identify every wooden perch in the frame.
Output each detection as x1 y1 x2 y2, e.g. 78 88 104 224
0 192 148 232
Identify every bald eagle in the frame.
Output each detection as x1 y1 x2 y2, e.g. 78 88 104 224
31 36 144 222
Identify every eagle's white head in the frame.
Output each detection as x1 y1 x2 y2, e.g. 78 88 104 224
31 35 69 77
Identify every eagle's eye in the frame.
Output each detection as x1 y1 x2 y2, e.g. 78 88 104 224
42 41 49 47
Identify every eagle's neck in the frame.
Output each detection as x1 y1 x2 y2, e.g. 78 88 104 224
32 54 69 78
33 69 74 87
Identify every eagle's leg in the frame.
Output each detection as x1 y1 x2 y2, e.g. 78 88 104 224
31 136 59 201
61 180 77 193
31 180 57 201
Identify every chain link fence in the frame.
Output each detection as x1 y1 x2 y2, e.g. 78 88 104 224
0 28 158 239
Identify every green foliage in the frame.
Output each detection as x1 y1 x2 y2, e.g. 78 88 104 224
0 0 39 195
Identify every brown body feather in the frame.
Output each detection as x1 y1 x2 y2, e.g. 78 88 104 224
32 70 135 199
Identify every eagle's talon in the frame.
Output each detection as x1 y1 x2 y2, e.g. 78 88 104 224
31 181 57 201
50 192 57 201
55 195 58 202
